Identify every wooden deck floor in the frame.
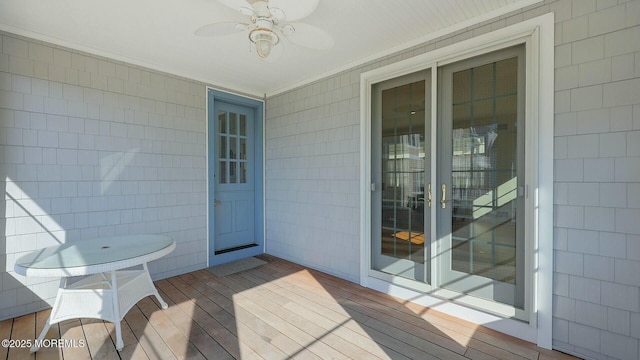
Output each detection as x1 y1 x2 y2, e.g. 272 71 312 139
1 255 578 360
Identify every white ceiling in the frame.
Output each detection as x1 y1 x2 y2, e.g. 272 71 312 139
0 0 539 97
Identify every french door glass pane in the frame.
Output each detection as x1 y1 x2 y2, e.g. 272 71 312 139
219 137 227 160
449 56 522 289
239 114 247 136
218 111 226 133
240 162 247 183
230 137 237 159
229 113 237 135
230 161 237 183
240 139 247 160
380 80 426 264
219 161 227 184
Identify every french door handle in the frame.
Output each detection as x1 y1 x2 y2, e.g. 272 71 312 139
441 184 447 209
427 183 432 208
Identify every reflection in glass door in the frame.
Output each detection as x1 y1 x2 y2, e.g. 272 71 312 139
372 70 430 283
438 46 525 309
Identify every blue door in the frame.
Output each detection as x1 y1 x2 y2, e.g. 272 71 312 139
208 89 264 266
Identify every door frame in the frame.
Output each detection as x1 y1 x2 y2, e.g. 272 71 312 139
359 14 554 347
207 87 265 266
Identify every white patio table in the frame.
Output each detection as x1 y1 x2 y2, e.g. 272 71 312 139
14 234 176 352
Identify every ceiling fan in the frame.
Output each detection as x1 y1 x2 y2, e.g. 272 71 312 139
196 0 334 60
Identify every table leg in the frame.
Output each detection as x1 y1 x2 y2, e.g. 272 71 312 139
31 278 65 352
31 316 50 352
110 270 124 351
143 263 168 309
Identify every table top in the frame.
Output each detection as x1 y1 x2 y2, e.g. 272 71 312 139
14 234 175 277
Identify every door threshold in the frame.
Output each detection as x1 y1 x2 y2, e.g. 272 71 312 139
214 243 258 255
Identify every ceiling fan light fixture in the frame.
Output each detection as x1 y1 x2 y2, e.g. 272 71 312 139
198 0 333 61
249 28 279 58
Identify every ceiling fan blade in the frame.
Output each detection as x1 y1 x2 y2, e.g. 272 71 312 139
195 22 248 37
217 0 254 14
269 0 319 21
284 22 333 50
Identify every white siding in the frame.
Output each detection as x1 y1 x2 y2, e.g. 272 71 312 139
265 74 361 281
0 32 208 320
553 0 640 358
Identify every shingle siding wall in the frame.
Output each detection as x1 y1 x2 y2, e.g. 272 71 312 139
0 32 208 320
265 75 361 281
265 1 640 359
552 0 640 358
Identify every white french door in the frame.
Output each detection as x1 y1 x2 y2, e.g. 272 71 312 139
371 70 431 284
370 45 527 317
437 46 526 311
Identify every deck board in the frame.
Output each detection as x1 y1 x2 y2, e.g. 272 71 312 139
2 255 578 359
81 318 120 360
35 309 64 360
0 318 13 360
59 319 92 359
6 313 35 360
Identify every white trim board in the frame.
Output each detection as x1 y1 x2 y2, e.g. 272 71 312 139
359 13 554 348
